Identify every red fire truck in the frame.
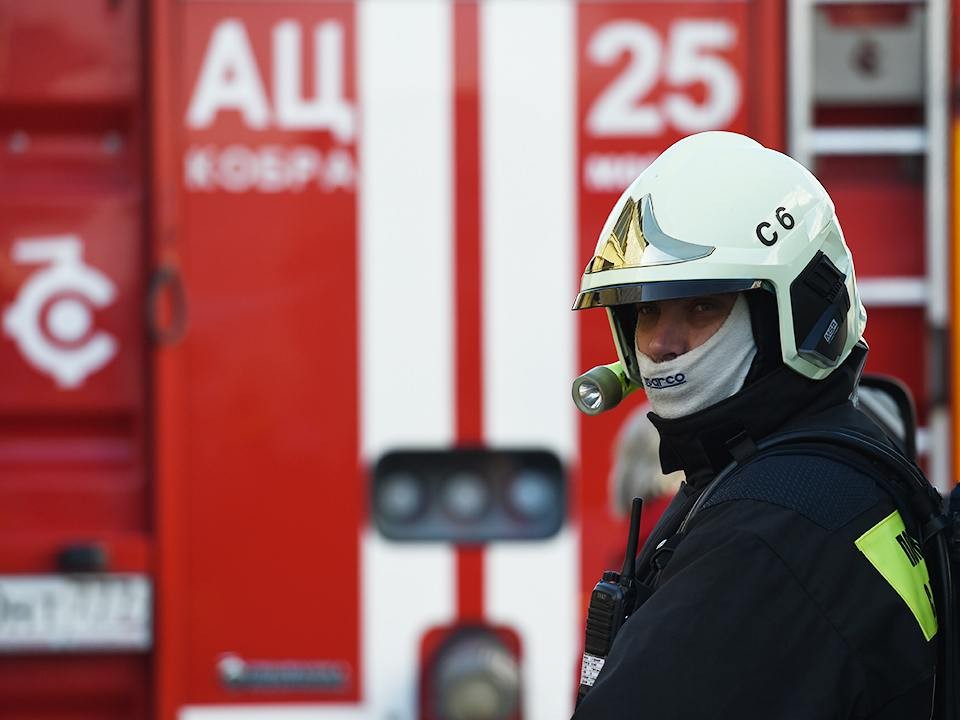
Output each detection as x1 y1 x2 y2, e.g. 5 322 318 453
0 1 954 719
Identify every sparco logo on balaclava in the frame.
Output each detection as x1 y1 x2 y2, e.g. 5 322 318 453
643 374 686 389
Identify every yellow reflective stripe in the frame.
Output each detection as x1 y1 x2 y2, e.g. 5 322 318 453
855 511 938 641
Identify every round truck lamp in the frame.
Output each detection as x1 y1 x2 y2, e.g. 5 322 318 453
443 472 491 522
506 469 557 521
430 630 520 720
377 472 426 522
572 361 638 415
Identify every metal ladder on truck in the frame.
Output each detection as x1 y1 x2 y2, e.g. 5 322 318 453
788 0 952 492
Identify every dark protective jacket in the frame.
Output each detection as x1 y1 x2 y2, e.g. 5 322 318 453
573 346 938 719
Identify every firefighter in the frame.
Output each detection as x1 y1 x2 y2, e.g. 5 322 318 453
572 131 939 718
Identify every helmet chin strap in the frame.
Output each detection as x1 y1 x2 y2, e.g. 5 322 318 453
635 294 758 419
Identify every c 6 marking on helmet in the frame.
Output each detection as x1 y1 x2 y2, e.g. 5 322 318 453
755 206 796 247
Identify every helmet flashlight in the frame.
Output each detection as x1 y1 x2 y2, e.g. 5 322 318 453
572 361 639 416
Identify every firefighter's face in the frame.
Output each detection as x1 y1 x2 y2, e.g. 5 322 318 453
634 293 738 363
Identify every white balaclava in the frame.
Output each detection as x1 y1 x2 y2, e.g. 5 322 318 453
635 293 758 419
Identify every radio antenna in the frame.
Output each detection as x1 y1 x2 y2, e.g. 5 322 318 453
619 497 643 583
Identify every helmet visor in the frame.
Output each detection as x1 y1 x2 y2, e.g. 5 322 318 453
573 279 761 311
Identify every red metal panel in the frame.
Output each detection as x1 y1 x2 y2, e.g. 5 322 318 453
0 655 149 720
861 308 928 419
169 1 360 704
818 156 926 278
575 0 786 598
0 0 138 104
0 0 151 718
150 0 189 717
0 5 148 571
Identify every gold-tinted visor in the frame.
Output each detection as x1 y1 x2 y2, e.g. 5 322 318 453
585 194 715 274
573 279 761 311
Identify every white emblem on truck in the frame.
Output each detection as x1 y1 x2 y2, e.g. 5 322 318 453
3 236 118 388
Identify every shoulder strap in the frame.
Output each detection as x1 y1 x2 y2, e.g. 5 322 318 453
680 428 941 538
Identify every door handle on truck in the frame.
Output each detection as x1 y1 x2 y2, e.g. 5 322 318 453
147 264 187 346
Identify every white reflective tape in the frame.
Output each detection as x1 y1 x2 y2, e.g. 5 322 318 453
359 2 456 719
486 529 579 720
359 0 454 457
362 530 455 720
481 4 578 720
481 0 576 460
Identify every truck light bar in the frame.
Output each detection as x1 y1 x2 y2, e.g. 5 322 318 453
371 448 565 542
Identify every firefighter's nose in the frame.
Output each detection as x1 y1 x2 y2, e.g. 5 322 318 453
645 321 688 363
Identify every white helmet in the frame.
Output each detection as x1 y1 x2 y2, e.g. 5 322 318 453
574 131 867 383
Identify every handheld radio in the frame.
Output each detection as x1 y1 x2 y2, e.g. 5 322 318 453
576 497 645 706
